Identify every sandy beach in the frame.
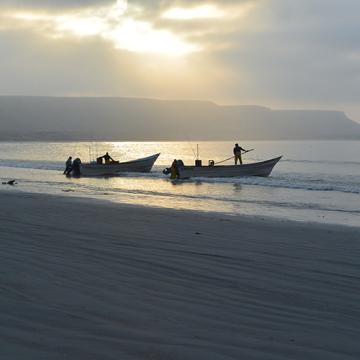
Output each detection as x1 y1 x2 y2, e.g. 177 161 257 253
0 190 359 360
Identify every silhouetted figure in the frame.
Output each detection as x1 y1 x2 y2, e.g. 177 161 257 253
64 156 72 174
233 143 247 165
72 158 82 177
170 159 178 179
104 152 114 164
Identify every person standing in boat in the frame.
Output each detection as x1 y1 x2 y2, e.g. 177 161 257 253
233 143 247 165
103 152 114 164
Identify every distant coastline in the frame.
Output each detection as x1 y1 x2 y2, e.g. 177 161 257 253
1 96 360 141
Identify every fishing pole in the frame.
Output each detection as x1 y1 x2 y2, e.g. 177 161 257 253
214 149 254 165
183 133 197 159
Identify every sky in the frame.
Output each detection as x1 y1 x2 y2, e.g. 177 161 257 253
0 0 359 121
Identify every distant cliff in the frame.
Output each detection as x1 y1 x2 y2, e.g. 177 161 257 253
1 96 360 140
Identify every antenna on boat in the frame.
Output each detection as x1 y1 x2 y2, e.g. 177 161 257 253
183 133 197 160
195 143 202 167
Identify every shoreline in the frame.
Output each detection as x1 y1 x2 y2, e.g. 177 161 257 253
1 190 360 359
1 187 360 230
1 139 359 229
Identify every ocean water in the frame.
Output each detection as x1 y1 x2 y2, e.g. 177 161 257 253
0 140 359 227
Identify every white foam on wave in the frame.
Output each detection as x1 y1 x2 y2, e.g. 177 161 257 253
282 158 360 166
191 175 360 194
0 159 63 171
123 169 360 195
14 176 360 216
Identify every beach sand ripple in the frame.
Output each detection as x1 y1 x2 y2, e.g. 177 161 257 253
0 191 359 359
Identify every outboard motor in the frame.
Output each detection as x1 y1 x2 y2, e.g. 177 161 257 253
72 158 82 177
163 159 184 177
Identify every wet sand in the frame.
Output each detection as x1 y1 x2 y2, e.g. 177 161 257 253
0 190 359 359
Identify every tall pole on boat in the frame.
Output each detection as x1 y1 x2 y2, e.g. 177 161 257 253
195 143 202 167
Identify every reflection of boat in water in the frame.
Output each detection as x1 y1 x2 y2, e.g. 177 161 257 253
164 156 282 179
69 153 160 177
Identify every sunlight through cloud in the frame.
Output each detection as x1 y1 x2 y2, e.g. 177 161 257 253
8 0 198 56
106 19 198 55
162 4 224 20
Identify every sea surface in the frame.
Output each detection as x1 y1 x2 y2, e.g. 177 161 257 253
0 140 359 226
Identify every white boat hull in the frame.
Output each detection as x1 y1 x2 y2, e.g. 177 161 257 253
176 156 282 179
77 153 160 177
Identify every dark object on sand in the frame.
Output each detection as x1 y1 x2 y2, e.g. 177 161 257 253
2 180 17 185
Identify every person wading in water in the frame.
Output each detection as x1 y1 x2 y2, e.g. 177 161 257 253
64 156 72 174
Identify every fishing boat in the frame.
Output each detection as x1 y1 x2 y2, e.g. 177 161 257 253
164 156 282 179
69 153 160 177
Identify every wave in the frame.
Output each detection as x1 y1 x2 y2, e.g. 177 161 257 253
282 158 360 166
0 159 63 171
184 174 360 194
125 170 360 195
15 177 360 216
109 188 360 214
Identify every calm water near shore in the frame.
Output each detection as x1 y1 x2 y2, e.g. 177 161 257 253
0 140 359 226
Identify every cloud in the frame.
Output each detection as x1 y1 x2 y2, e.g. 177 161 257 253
2 0 201 55
1 0 259 55
210 0 360 112
162 4 225 20
0 0 360 119
0 0 112 9
0 28 218 102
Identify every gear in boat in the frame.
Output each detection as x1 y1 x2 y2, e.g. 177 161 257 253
96 152 119 165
